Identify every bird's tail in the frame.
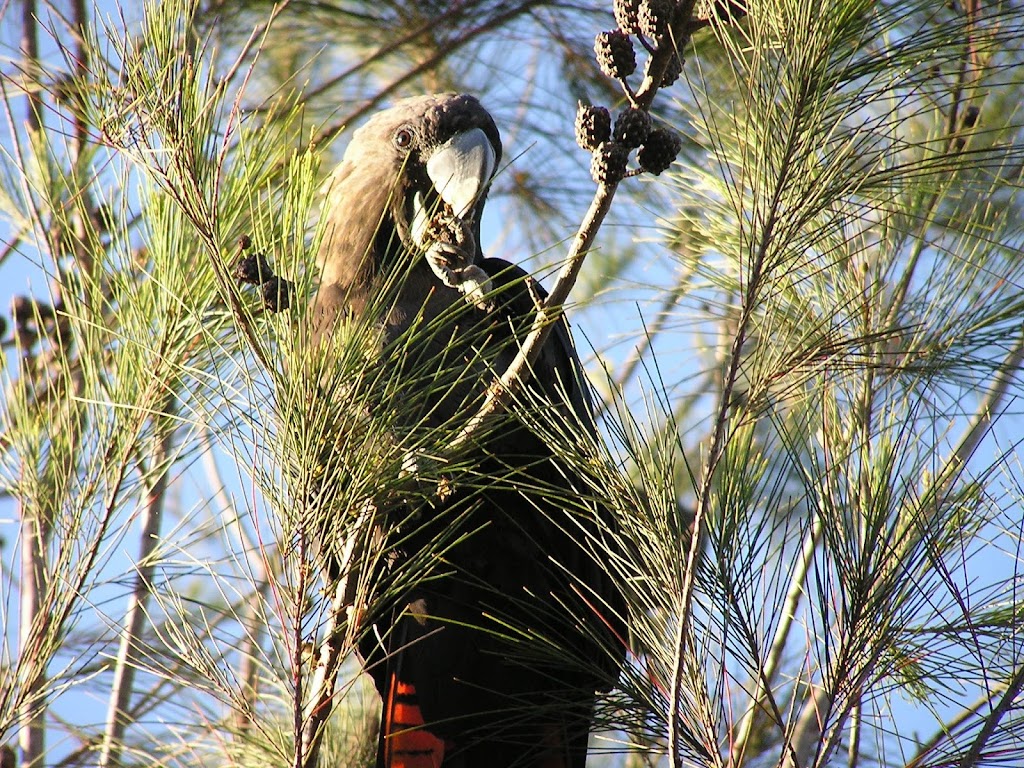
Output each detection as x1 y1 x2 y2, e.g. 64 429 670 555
378 671 447 768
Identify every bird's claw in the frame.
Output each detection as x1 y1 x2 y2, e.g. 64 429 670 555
418 205 495 311
424 243 495 311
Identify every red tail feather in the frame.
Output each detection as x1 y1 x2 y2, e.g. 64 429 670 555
381 673 446 768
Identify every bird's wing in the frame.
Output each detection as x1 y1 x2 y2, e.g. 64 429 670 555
365 260 626 768
478 257 597 429
479 256 628 682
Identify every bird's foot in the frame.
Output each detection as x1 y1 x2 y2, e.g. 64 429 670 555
454 264 496 311
424 243 495 311
417 204 495 311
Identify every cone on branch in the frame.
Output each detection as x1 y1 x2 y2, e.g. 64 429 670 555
638 0 674 40
614 107 651 149
233 236 271 285
590 141 630 185
575 103 612 151
661 52 684 87
638 128 682 175
614 0 642 34
595 30 637 80
261 276 293 313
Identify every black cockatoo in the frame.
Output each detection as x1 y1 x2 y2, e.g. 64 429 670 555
312 94 625 768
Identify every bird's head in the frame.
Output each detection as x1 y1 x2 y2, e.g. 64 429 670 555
317 93 502 293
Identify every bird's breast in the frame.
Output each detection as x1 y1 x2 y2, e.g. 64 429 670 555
382 264 510 428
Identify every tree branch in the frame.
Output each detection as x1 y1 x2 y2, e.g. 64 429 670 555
453 0 704 455
450 178 618 449
300 500 380 768
99 426 174 768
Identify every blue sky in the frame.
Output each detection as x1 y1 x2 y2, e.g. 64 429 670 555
2 2 1023 766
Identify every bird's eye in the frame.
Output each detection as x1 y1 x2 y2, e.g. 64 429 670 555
393 127 414 150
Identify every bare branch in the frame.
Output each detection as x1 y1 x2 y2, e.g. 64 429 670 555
300 501 380 768
99 427 174 768
453 0 704 457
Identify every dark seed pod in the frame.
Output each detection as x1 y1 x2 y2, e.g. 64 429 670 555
595 30 636 80
575 103 612 151
638 128 682 175
261 276 293 313
614 0 642 34
614 107 651 149
661 52 683 87
10 295 35 325
961 104 980 129
638 0 674 40
590 141 630 185
235 249 271 285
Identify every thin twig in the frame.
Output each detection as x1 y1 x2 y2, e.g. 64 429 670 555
18 484 47 768
201 433 271 733
729 514 824 764
299 500 378 768
921 663 1024 768
947 329 1024 480
906 682 1009 768
16 15 48 761
20 0 40 132
291 537 309 768
99 426 174 768
70 0 89 150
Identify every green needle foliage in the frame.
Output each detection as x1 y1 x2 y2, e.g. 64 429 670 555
1 1 1023 768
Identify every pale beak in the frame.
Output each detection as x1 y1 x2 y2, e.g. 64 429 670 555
426 127 496 219
411 127 496 248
